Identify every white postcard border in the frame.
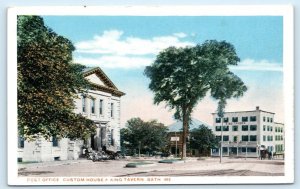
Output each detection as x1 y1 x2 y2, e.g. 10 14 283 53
7 5 294 185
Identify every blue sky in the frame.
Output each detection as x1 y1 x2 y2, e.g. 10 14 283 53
43 16 284 126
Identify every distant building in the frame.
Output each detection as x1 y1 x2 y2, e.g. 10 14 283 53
211 106 284 158
17 67 125 162
167 118 212 157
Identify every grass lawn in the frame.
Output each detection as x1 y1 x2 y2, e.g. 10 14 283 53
125 161 155 168
158 159 184 164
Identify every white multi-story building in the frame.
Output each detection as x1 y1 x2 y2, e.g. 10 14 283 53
211 106 284 158
17 67 125 162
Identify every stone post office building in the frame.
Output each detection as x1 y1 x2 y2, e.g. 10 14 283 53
17 67 125 162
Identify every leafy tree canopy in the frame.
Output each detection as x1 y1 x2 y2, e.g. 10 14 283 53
17 16 96 140
121 118 168 155
144 40 247 159
189 125 218 156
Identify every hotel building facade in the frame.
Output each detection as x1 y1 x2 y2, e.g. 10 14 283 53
17 67 125 162
211 106 284 158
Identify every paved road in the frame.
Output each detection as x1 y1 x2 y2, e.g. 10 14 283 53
18 157 284 177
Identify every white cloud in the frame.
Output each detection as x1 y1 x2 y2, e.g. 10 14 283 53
230 58 283 72
173 32 187 38
74 55 153 69
75 30 193 56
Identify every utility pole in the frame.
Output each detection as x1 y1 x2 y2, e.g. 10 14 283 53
175 131 178 158
220 118 223 163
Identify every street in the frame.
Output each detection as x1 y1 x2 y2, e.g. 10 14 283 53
18 157 284 177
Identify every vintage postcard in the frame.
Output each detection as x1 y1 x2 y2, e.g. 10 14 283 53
7 5 294 185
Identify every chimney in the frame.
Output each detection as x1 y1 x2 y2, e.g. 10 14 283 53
256 106 260 110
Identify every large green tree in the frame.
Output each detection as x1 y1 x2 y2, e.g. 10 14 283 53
144 40 247 159
121 118 168 156
17 16 96 140
189 125 218 156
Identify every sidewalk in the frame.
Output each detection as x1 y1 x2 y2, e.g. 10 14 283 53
18 158 90 169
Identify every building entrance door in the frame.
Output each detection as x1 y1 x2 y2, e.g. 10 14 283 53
91 134 96 150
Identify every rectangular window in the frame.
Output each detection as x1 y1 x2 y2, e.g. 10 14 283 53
223 135 229 141
242 135 249 141
233 136 238 142
242 116 248 122
222 147 228 153
232 117 238 122
99 99 103 115
250 135 257 141
216 136 221 142
263 135 266 141
250 116 257 122
270 118 273 123
270 126 273 132
111 103 114 118
82 96 86 113
242 125 248 131
215 118 221 123
91 98 95 114
247 147 257 153
250 125 257 131
52 136 58 147
263 125 266 131
223 126 229 131
215 126 221 131
18 135 24 148
223 117 229 123
263 116 266 122
232 125 238 131
267 126 270 131
241 147 246 152
275 127 278 132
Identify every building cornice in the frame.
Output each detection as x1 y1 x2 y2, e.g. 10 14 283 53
211 110 275 115
89 83 125 97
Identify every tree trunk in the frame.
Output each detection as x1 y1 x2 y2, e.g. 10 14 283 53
181 110 188 160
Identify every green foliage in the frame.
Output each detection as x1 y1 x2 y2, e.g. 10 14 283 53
189 125 218 156
17 15 96 140
210 71 247 118
144 40 247 158
120 118 168 155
